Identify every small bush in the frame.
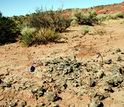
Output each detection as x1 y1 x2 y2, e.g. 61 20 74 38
21 27 61 46
21 26 36 46
79 25 91 35
106 12 124 20
71 9 99 26
29 7 70 33
0 14 18 44
97 14 107 23
114 12 124 18
35 27 61 44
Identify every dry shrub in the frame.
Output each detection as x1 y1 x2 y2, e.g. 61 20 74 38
29 7 70 33
35 27 61 44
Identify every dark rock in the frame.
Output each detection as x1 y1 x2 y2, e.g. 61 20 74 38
119 67 124 75
104 59 112 64
103 84 113 92
0 82 11 88
88 78 95 87
116 48 121 53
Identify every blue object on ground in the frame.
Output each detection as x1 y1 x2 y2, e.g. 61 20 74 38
30 66 35 72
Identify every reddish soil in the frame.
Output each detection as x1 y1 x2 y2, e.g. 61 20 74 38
62 1 124 17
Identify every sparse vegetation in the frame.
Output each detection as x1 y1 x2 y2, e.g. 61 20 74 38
19 7 70 46
35 27 61 44
71 9 99 26
29 7 70 33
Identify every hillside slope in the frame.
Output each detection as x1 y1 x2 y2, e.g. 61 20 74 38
62 1 124 17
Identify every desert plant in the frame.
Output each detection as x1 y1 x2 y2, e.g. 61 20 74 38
21 26 36 36
71 8 83 25
71 9 98 26
35 27 61 44
79 25 91 35
21 26 37 46
0 15 18 44
114 12 124 18
106 12 124 20
29 7 70 32
97 14 107 23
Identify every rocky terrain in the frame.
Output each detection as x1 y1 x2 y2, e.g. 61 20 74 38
0 18 124 106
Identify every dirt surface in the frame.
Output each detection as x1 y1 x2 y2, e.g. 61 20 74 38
0 19 124 107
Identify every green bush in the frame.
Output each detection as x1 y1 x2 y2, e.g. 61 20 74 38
106 12 124 20
97 14 107 23
0 14 18 44
114 12 124 18
71 9 98 26
29 7 70 33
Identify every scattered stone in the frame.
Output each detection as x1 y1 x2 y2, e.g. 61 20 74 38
90 98 102 107
103 84 113 92
30 86 43 94
44 91 58 102
104 59 112 64
105 74 124 86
